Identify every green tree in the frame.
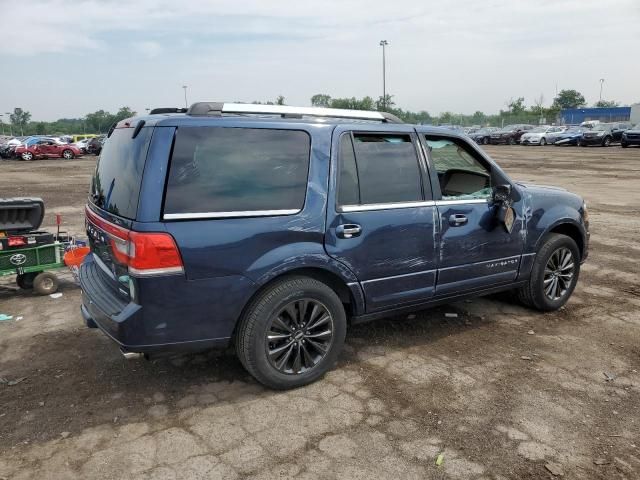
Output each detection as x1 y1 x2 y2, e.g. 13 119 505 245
275 96 286 105
9 107 31 136
376 94 395 112
552 89 586 109
85 110 114 133
471 111 486 125
113 107 136 122
594 99 619 108
311 94 332 107
507 97 526 115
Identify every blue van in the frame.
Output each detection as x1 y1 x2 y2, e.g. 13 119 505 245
80 102 589 389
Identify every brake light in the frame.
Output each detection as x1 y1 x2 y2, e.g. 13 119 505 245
8 236 27 247
85 207 183 277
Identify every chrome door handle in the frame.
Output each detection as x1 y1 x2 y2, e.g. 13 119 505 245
448 214 468 226
336 224 362 239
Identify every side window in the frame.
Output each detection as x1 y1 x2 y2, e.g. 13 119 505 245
424 136 492 200
337 133 423 206
164 127 311 215
337 134 360 206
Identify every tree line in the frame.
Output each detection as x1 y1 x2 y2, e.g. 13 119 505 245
0 88 629 137
0 107 136 137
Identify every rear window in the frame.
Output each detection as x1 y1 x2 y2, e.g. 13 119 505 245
164 127 310 217
90 127 153 219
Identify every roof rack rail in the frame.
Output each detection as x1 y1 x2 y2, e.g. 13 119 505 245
185 102 403 123
149 107 188 115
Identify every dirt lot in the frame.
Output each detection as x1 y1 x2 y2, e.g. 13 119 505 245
1 145 639 480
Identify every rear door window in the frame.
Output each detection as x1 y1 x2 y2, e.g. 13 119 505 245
337 133 424 206
90 127 153 219
164 127 311 217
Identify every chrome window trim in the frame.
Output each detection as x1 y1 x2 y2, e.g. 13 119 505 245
436 198 490 206
163 209 300 220
338 201 435 212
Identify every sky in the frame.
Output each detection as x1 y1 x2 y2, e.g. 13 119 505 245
1 0 639 121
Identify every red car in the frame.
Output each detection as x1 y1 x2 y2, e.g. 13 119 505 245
15 139 82 161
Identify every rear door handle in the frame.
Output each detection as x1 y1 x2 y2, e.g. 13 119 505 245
336 224 362 239
448 214 468 226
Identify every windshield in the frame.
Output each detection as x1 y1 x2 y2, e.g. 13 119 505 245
565 128 582 134
592 125 607 131
529 127 548 133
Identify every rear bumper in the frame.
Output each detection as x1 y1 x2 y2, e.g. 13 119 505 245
79 255 254 353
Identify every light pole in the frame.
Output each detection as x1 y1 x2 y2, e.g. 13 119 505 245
379 40 388 110
182 85 188 108
0 114 4 135
599 78 605 102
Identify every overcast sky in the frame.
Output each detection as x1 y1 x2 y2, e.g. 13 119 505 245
1 0 639 121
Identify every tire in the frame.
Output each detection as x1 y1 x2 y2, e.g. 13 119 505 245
62 149 74 159
517 233 580 311
16 272 37 289
579 141 587 147
508 137 516 145
540 138 547 146
236 276 346 389
621 142 628 148
33 272 59 295
483 137 489 145
21 151 34 161
602 136 611 147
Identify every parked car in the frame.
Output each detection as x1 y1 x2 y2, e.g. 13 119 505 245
554 127 585 146
611 122 632 142
86 135 105 155
14 139 83 160
579 123 615 147
79 102 589 389
621 124 640 148
74 138 90 153
490 125 534 144
468 127 498 145
519 126 566 146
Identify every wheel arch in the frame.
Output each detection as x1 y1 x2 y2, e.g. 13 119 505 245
543 221 586 260
232 266 365 342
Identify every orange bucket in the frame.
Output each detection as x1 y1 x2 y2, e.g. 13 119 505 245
64 246 90 267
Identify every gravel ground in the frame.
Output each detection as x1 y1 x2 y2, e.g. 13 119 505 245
0 145 639 480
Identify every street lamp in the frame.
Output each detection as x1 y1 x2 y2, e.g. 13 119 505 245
379 40 388 110
182 85 188 109
599 78 605 102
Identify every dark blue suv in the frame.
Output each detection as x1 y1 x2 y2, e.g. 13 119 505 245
80 102 589 389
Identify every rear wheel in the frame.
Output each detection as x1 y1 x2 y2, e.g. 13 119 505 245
517 233 580 311
62 149 74 159
508 137 516 145
21 151 34 161
621 142 628 148
483 137 489 145
236 276 346 389
540 138 547 146
33 272 59 295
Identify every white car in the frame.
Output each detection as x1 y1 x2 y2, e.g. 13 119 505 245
520 126 566 146
74 139 90 152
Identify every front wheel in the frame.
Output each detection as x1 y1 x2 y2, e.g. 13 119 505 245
621 142 628 148
508 137 516 145
483 137 489 145
21 151 34 161
540 138 547 146
236 277 346 389
517 233 580 311
62 149 75 159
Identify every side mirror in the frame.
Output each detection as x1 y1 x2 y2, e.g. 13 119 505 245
493 184 512 203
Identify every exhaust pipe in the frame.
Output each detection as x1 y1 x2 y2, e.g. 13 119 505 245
121 350 144 360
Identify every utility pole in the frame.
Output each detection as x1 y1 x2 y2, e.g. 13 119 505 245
599 78 605 102
0 114 4 135
379 40 388 110
182 85 188 109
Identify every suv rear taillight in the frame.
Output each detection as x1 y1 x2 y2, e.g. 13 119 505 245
86 207 183 277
